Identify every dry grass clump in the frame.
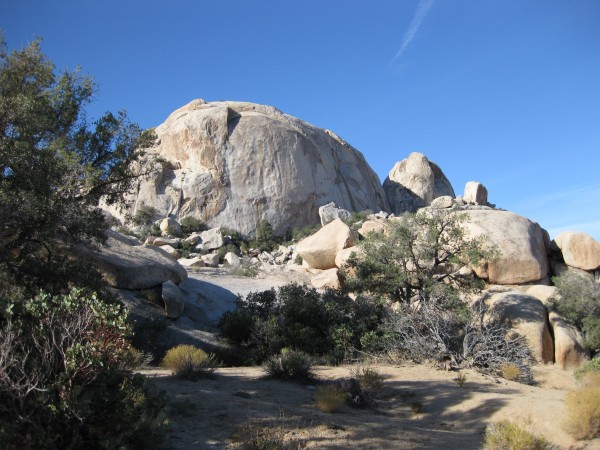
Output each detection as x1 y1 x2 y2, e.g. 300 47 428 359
315 385 346 413
483 420 551 450
499 363 521 381
263 349 314 381
161 344 217 380
232 422 305 449
354 367 384 395
564 373 600 440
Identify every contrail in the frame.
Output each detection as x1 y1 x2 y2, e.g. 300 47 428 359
389 0 435 66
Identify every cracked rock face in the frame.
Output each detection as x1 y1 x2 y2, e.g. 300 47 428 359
105 99 389 236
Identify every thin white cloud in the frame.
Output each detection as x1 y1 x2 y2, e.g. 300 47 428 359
389 0 435 66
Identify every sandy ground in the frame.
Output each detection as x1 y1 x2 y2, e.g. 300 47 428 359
144 363 599 450
143 266 599 449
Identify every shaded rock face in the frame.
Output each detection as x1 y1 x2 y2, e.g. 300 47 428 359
482 289 554 364
462 210 549 285
77 231 187 290
383 152 455 214
105 100 389 237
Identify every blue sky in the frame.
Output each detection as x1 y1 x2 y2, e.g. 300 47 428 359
3 0 600 239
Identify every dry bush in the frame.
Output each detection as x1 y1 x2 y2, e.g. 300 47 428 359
263 349 314 380
354 367 384 394
315 385 346 413
232 422 305 449
500 363 521 381
564 376 600 440
483 420 551 450
161 345 217 380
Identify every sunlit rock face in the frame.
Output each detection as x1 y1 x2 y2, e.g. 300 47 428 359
104 99 389 236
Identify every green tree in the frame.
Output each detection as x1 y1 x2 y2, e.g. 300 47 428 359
343 209 493 305
0 36 155 293
254 218 277 251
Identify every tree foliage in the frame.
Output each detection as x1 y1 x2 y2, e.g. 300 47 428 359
0 36 155 293
551 272 600 353
343 209 494 305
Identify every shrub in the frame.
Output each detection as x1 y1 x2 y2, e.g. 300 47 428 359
161 345 218 380
263 349 314 380
254 219 279 252
575 358 600 380
0 288 167 448
552 272 600 353
227 256 261 277
500 363 521 381
121 347 154 370
219 284 387 363
564 379 600 440
180 216 207 234
133 204 159 226
354 367 384 396
315 385 346 413
232 422 305 450
483 420 551 450
454 372 467 388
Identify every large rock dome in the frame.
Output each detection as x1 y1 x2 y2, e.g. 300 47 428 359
106 100 389 236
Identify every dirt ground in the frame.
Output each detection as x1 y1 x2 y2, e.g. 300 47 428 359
144 363 600 450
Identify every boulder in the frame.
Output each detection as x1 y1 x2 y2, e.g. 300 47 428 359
482 289 554 364
184 233 202 245
358 219 387 237
319 202 351 226
552 231 600 271
311 268 341 290
297 219 356 270
201 253 220 267
157 244 180 260
101 100 389 236
430 195 454 209
525 285 559 306
463 181 488 205
383 152 455 214
77 231 187 290
549 258 595 280
196 228 224 251
159 217 182 236
548 311 589 369
335 246 362 269
224 252 241 267
162 280 185 319
153 237 181 247
462 210 548 285
106 229 141 246
178 257 206 268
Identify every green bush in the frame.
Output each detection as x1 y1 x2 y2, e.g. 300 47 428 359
218 284 387 363
227 256 261 277
263 349 314 380
552 272 600 353
483 420 551 450
161 344 218 380
0 288 167 448
133 204 159 226
575 357 600 380
180 216 207 234
254 219 278 252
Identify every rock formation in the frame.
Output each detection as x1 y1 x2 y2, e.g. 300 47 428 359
103 100 389 236
383 152 455 214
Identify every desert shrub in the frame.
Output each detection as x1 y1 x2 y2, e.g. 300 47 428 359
294 254 303 265
575 357 600 380
180 239 194 258
288 224 321 242
0 288 167 448
552 272 600 353
454 372 467 388
219 284 388 363
133 204 159 226
564 378 600 440
483 420 551 450
180 216 207 234
253 219 279 252
121 347 154 370
218 243 241 262
232 422 306 450
263 349 314 380
500 363 521 381
354 367 384 395
161 344 218 380
315 385 346 413
228 256 261 277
